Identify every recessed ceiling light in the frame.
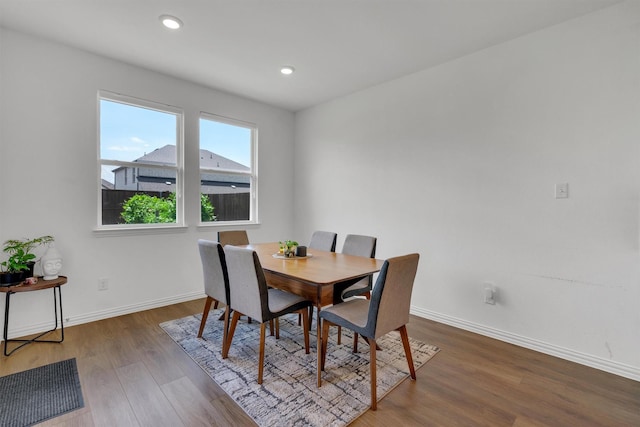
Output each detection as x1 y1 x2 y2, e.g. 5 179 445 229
160 15 183 30
280 66 295 75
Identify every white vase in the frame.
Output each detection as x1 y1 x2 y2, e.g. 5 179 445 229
41 243 63 280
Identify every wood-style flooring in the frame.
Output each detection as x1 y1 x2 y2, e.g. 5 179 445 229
1 299 638 426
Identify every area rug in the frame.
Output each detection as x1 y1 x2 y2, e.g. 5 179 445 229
0 358 84 427
160 310 439 426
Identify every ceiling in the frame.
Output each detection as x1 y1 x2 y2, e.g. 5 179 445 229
0 0 620 112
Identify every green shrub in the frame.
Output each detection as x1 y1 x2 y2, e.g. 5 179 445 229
121 193 216 223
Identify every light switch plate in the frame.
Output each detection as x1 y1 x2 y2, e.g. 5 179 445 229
555 183 569 199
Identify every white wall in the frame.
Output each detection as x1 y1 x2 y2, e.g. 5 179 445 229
294 2 640 380
0 29 295 334
2 3 638 382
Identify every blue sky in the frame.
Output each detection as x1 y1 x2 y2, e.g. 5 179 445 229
100 99 251 182
200 116 251 167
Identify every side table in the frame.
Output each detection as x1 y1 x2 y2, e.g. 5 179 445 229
1 276 67 356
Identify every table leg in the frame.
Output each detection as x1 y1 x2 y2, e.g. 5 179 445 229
55 285 65 342
308 306 314 330
3 292 11 356
316 305 322 387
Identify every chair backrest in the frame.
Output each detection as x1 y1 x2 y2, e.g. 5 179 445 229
309 231 337 252
198 240 229 305
366 253 419 339
218 230 249 246
341 234 377 291
341 234 376 258
223 245 269 322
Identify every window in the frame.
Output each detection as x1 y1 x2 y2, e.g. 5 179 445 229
199 114 256 224
98 91 183 227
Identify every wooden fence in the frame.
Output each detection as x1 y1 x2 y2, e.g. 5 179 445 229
101 190 250 224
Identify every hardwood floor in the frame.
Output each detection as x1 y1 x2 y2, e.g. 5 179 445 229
1 299 638 426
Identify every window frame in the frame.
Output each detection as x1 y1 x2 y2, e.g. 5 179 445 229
198 112 258 227
96 90 185 231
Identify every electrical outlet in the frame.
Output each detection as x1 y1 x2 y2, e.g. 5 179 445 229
98 277 109 291
483 282 496 305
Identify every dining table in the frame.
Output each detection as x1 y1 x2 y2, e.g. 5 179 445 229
242 242 384 386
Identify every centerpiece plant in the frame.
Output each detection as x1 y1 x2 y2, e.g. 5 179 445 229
278 240 299 257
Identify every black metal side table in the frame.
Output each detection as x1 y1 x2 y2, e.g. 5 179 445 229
1 276 67 356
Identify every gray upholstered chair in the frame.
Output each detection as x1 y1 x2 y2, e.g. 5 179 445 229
318 253 420 410
196 240 231 352
335 234 377 343
217 230 258 325
340 234 377 300
218 230 249 246
223 245 312 384
309 231 337 252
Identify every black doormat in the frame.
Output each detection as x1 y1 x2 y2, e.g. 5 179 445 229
0 358 84 427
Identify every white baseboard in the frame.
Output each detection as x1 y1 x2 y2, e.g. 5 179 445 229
5 295 638 383
410 306 640 382
3 291 205 342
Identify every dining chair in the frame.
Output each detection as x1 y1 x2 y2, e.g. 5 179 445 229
318 253 420 410
217 229 260 325
335 234 377 343
218 230 249 246
222 245 312 384
308 231 337 252
340 234 377 299
196 240 231 352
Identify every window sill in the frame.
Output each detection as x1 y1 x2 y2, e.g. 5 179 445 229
93 225 189 237
196 220 260 231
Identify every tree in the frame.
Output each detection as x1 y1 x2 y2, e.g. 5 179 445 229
121 193 216 224
200 194 215 222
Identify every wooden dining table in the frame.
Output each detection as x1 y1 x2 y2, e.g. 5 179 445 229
242 242 384 386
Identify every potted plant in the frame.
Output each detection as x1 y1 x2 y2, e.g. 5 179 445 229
278 240 299 258
0 235 54 285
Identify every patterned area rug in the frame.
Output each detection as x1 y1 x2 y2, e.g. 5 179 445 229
160 310 439 426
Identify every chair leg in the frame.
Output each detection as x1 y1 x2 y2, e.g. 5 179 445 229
197 296 214 338
275 317 280 339
221 306 230 356
301 307 314 329
300 308 310 353
269 319 275 336
318 318 330 387
370 338 377 410
398 325 416 380
258 322 266 384
359 335 382 352
320 319 331 371
353 332 359 353
223 310 242 358
222 310 253 325
337 325 342 345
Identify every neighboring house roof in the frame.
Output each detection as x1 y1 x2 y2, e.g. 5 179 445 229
110 144 250 192
134 144 176 165
127 144 249 171
199 149 250 171
101 179 114 189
